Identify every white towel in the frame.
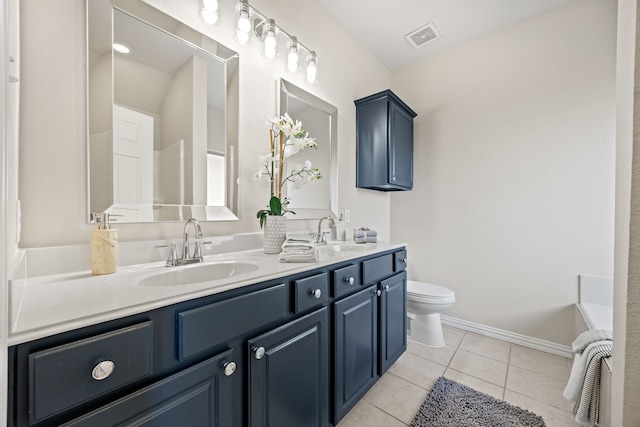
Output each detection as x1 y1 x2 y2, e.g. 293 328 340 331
572 329 613 353
278 251 318 263
564 331 613 427
353 227 377 243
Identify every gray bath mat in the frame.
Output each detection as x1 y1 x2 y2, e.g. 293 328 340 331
411 377 546 427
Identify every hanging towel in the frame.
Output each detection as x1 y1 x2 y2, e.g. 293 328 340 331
563 330 612 427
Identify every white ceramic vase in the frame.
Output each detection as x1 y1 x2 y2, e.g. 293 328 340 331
263 215 287 254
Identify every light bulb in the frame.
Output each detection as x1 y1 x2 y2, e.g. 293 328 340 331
203 0 218 11
199 8 219 25
264 47 277 59
236 29 250 45
264 32 276 51
306 52 318 84
237 11 251 32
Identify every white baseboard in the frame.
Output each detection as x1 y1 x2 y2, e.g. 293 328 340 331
441 314 573 358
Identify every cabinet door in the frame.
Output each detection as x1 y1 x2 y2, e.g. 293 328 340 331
389 101 414 189
61 349 236 427
379 272 407 373
334 285 379 423
248 307 328 427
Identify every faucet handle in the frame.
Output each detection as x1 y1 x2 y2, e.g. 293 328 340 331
193 241 212 261
156 243 178 266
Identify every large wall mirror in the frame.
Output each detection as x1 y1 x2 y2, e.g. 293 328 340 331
279 79 338 219
87 0 239 223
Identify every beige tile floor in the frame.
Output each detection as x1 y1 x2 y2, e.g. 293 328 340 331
337 326 578 427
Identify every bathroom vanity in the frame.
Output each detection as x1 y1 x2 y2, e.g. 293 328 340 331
6 244 407 427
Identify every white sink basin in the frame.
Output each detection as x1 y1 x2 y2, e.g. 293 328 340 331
317 242 376 253
137 261 260 287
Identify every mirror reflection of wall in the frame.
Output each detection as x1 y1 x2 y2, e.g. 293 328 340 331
279 79 338 219
87 0 239 223
285 99 331 210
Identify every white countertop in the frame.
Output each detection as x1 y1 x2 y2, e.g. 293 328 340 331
9 242 405 346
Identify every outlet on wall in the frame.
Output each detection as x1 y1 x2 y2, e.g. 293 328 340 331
344 209 350 222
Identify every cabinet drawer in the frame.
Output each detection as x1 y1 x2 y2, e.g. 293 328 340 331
332 264 362 298
62 349 235 427
362 254 393 284
295 273 328 313
178 284 287 360
28 321 153 424
394 250 407 272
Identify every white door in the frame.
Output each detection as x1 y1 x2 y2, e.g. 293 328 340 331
113 105 153 221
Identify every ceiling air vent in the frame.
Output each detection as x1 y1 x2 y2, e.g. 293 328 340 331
405 23 441 49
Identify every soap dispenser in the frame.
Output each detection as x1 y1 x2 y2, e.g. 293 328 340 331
90 213 119 275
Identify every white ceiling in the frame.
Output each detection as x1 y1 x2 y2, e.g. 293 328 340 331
317 0 579 70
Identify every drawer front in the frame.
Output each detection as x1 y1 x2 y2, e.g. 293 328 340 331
295 273 328 313
394 249 407 272
362 254 394 284
332 264 362 298
28 321 153 424
62 349 236 427
178 284 287 360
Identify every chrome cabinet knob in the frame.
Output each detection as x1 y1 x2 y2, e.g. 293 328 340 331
310 289 322 299
91 360 115 381
223 361 236 376
384 285 390 292
253 346 265 360
344 276 355 285
376 289 382 297
401 258 408 264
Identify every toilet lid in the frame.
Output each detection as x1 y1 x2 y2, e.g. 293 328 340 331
407 280 455 303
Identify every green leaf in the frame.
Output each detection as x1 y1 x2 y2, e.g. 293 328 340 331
269 196 282 216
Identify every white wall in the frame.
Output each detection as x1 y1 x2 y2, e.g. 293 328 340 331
613 0 640 423
391 0 616 345
18 0 392 247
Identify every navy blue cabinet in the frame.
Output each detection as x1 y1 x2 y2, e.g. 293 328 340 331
248 307 328 427
8 248 407 427
355 90 417 191
380 271 408 373
333 285 379 422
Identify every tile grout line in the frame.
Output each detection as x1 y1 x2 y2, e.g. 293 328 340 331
503 343 512 401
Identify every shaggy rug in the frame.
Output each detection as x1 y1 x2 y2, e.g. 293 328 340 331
411 377 546 427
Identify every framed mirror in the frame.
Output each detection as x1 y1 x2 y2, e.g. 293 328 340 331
87 0 239 223
278 79 338 219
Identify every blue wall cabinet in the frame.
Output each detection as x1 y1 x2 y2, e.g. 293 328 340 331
355 90 417 191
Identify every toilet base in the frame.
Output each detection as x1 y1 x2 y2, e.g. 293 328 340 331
407 313 445 347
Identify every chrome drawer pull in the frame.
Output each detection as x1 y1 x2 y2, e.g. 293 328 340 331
384 285 390 292
91 360 115 381
344 276 355 285
223 361 237 376
253 346 265 360
310 289 322 299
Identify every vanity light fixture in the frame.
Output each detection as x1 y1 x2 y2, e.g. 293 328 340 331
306 51 318 85
235 0 251 45
199 0 220 26
286 37 300 73
217 0 320 84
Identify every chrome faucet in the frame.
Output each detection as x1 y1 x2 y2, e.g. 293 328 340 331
181 218 203 264
314 216 336 245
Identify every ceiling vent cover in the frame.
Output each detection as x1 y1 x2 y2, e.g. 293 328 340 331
405 23 441 49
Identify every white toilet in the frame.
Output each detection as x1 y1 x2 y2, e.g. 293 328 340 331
406 280 456 347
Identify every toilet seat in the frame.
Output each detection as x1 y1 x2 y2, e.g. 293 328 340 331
407 280 455 304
